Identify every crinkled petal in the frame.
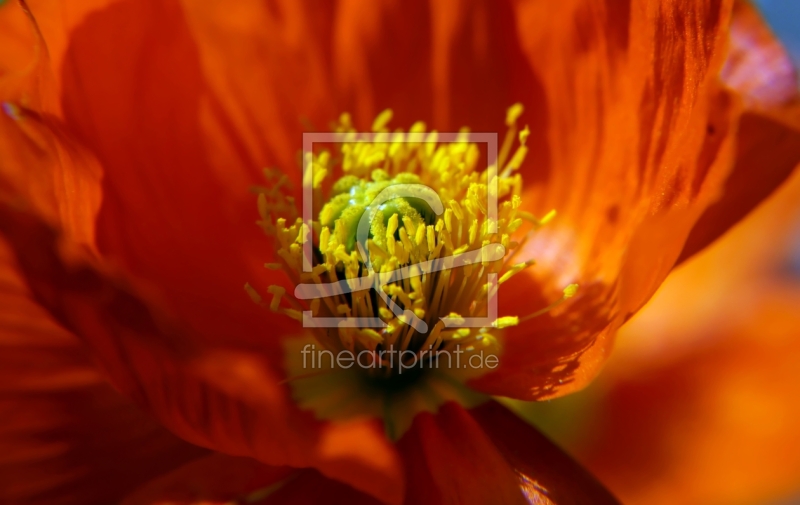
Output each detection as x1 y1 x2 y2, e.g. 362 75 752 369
522 168 800 505
474 0 800 399
679 0 800 261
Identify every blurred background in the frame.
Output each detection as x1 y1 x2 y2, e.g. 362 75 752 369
757 1 800 69
511 2 800 504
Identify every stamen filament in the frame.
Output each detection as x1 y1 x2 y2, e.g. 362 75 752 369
518 284 580 323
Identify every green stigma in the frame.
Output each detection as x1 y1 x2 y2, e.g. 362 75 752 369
319 170 436 252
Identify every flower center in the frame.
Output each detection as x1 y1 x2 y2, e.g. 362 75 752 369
247 105 576 437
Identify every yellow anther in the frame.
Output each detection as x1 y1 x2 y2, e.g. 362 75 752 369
302 153 315 186
506 103 524 127
426 225 436 252
519 125 530 145
313 167 328 188
414 223 426 247
518 284 579 323
499 259 536 285
267 285 286 312
334 244 351 264
357 329 384 344
402 215 417 238
450 200 464 221
468 219 478 245
386 213 399 240
445 313 466 326
319 227 331 250
444 208 454 233
493 316 519 329
372 109 394 132
399 228 414 252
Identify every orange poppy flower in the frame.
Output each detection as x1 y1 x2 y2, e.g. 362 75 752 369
0 0 798 503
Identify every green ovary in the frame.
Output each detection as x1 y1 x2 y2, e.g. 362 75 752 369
319 171 436 252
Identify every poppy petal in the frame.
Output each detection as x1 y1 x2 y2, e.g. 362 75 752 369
0 203 404 505
678 108 800 264
30 0 301 354
474 0 800 400
0 0 37 86
0 3 102 248
578 287 800 505
49 0 539 358
397 401 619 504
13 0 119 114
332 0 539 132
398 402 528 505
679 0 800 262
177 0 339 173
120 454 294 505
472 401 620 505
0 238 205 505
531 169 800 505
121 453 382 505
0 72 403 504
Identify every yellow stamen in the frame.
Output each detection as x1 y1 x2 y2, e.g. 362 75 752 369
252 104 576 380
518 284 580 323
268 285 286 312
